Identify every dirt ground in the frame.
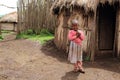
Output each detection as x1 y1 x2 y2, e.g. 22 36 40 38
0 39 120 80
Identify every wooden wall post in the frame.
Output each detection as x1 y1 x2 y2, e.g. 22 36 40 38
54 13 69 51
88 12 97 61
117 8 120 57
0 23 1 35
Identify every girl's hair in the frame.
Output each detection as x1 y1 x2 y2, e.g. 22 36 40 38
71 19 78 26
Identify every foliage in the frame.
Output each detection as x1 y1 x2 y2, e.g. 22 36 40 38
0 35 3 41
16 29 54 44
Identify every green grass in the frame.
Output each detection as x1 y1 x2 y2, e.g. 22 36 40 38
0 30 13 41
1 30 13 33
1 30 14 38
0 35 3 41
16 29 54 44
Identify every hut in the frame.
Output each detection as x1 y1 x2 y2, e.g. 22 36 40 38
51 0 120 61
0 12 17 31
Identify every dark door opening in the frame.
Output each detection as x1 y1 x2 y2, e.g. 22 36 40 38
97 3 117 58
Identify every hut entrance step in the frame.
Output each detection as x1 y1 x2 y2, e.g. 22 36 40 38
96 3 117 58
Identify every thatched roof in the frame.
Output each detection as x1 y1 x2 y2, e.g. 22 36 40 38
0 12 17 23
51 0 119 15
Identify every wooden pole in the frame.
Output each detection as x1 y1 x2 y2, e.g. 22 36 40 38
89 12 97 61
0 23 1 35
117 8 120 57
17 0 57 33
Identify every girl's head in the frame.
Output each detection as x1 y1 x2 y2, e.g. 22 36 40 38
71 19 78 30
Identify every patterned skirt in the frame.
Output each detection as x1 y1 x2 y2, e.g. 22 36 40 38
68 41 83 63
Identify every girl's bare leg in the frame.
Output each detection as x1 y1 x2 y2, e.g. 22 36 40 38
74 63 79 72
77 61 83 69
77 61 85 72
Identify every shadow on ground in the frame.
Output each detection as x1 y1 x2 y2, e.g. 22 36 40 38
61 71 80 80
41 40 68 63
41 40 120 74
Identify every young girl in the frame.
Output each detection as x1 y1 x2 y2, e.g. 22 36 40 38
68 19 85 73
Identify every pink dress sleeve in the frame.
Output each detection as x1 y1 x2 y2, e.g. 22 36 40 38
68 30 76 41
78 30 85 41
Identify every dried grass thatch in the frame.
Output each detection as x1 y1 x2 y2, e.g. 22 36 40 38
0 12 17 23
100 0 119 4
51 0 119 15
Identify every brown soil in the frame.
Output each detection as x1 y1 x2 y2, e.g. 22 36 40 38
0 39 120 80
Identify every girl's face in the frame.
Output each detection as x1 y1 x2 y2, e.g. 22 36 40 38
72 25 78 31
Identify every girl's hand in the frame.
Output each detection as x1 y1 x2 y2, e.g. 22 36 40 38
76 32 81 38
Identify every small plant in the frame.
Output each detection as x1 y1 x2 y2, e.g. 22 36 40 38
84 55 90 61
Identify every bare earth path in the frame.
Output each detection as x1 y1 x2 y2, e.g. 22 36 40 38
0 39 120 80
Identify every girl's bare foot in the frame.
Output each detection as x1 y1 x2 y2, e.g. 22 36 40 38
77 61 85 73
74 63 79 72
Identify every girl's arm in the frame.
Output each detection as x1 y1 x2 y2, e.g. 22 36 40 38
79 31 84 41
68 30 77 41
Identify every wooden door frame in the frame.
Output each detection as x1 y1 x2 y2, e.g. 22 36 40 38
115 8 120 57
95 5 117 58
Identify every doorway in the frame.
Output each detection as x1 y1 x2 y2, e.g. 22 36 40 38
96 3 117 58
